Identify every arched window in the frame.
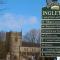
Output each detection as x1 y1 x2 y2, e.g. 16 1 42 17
15 37 18 42
14 55 17 60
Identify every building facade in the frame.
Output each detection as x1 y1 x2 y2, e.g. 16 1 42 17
6 32 22 60
41 0 60 57
6 32 40 60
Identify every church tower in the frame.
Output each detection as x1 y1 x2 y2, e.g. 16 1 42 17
6 32 22 60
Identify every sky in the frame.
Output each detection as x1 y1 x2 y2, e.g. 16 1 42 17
0 0 60 35
0 0 41 35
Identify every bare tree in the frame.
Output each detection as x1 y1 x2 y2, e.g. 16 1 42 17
23 29 40 44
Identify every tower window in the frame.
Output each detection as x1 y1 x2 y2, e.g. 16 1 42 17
15 37 18 42
14 55 17 60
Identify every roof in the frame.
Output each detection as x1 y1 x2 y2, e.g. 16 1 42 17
22 41 40 47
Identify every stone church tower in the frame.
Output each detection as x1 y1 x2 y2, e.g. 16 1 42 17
6 32 22 60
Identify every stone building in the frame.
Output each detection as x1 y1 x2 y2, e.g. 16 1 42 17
6 32 40 60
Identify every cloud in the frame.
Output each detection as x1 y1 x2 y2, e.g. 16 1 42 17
0 13 38 31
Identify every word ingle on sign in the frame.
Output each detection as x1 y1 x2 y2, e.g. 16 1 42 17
42 11 60 16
